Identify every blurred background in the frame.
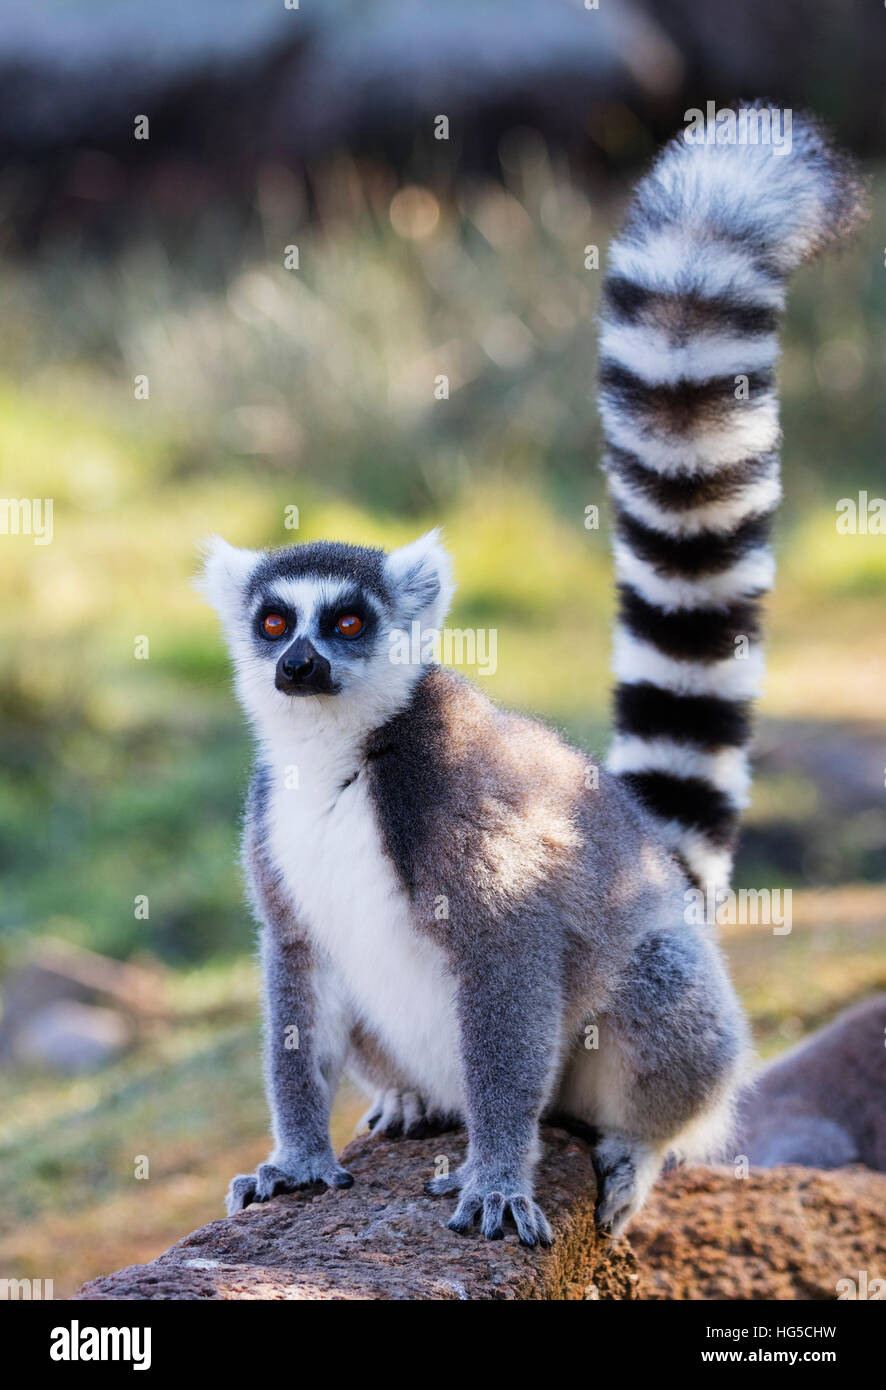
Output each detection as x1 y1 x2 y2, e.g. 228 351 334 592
0 0 884 1295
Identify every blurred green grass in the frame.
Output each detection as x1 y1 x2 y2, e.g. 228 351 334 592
0 150 884 1292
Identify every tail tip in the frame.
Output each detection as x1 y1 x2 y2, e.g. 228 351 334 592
789 106 870 256
644 101 870 271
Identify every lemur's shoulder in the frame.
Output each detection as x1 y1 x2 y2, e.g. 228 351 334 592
364 664 581 775
362 664 671 910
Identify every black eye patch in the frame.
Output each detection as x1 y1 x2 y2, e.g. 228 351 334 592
252 598 296 647
316 594 377 646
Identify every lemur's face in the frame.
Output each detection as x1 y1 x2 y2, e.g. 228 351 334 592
197 531 453 731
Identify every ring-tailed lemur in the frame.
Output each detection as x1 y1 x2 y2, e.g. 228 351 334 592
198 111 864 1244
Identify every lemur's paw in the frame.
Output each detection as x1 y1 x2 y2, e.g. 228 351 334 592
448 1185 553 1247
593 1133 661 1239
360 1088 425 1139
361 1088 461 1140
427 1169 553 1247
225 1155 353 1214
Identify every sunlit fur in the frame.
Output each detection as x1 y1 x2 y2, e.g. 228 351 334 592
198 109 865 1243
202 526 748 1241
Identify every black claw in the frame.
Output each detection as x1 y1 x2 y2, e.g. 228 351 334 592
333 1171 354 1188
427 1112 463 1136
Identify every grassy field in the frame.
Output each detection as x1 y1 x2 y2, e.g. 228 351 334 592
0 148 884 1293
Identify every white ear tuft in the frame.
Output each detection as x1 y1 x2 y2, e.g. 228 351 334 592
384 528 455 629
193 534 262 615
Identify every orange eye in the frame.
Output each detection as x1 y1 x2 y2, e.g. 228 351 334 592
336 613 364 638
262 613 287 638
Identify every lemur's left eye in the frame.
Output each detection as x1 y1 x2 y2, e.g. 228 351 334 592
335 614 364 638
262 613 287 638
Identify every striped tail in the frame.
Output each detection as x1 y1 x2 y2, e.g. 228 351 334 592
599 107 866 891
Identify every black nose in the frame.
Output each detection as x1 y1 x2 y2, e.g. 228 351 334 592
281 653 314 681
275 638 334 695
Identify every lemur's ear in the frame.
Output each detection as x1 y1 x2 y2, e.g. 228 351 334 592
194 535 262 614
385 528 455 628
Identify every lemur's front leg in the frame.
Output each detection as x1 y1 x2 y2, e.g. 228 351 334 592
226 927 352 1213
425 959 563 1246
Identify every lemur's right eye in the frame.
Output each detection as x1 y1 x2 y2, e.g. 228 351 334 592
262 614 287 639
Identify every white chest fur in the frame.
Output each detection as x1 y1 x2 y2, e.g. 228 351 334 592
263 734 464 1111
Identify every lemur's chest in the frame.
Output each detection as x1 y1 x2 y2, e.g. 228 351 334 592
265 763 463 1107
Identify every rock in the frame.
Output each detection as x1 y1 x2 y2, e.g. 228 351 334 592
77 1127 640 1300
0 938 164 1070
631 1163 886 1301
75 1127 886 1300
11 1000 132 1074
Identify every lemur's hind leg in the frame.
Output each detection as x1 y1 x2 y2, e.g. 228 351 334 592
359 1088 461 1139
347 1024 461 1139
360 1087 425 1138
558 927 748 1237
554 1062 667 1236
592 1132 667 1237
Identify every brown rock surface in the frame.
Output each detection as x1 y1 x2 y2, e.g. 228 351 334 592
77 1127 639 1301
633 1164 886 1300
76 1129 886 1301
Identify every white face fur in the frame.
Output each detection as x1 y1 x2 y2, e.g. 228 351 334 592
196 529 455 746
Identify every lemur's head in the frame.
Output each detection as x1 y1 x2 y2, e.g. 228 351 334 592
197 530 454 733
